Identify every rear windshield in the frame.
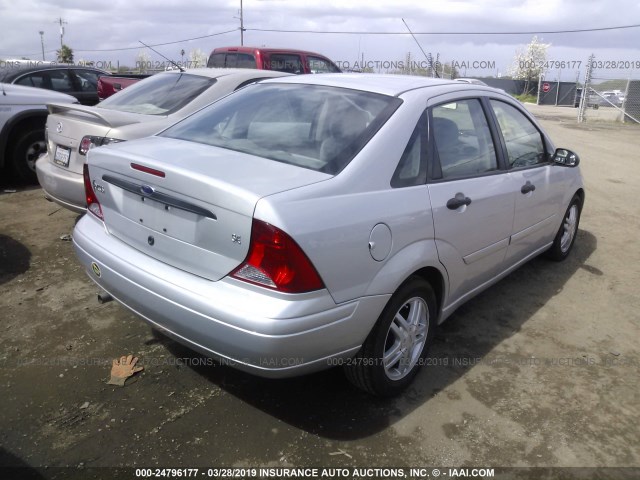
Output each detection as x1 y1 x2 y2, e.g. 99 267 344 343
98 73 216 115
160 83 401 174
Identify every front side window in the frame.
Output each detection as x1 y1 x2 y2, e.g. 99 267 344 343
490 100 546 168
267 54 303 74
307 56 340 73
98 73 216 115
48 69 74 92
432 99 498 180
73 70 100 92
161 83 401 175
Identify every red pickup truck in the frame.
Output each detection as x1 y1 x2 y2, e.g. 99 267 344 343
97 74 149 101
207 46 341 74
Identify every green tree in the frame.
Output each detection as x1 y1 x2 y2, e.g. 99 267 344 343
56 44 74 63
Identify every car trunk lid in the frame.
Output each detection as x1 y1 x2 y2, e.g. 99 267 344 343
87 136 331 281
46 103 152 175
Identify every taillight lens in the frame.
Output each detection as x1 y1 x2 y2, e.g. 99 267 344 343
83 164 103 220
79 136 124 155
231 219 324 293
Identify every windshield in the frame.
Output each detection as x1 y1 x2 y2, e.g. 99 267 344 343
161 83 400 174
99 73 216 115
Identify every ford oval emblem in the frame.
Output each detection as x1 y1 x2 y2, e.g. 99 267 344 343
140 185 154 195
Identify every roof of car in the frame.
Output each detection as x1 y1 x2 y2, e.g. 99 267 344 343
259 73 495 97
211 46 333 57
164 68 292 80
0 64 110 81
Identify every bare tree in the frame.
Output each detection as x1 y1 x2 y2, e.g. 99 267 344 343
135 50 151 73
188 48 208 68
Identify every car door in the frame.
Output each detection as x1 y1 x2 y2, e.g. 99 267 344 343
488 99 567 265
427 97 515 307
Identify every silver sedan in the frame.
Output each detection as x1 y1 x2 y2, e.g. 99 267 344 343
73 74 584 396
36 68 291 213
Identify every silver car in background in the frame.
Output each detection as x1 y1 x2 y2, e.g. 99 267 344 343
73 74 584 396
36 68 291 212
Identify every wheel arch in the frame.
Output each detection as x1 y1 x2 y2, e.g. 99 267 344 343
364 239 449 323
574 187 585 207
409 266 446 321
0 110 48 168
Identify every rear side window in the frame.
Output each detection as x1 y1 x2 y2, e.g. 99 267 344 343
16 70 74 92
391 113 426 188
15 73 47 88
490 100 546 168
207 53 226 68
98 73 216 115
431 99 498 180
236 54 257 69
161 83 401 175
224 53 238 67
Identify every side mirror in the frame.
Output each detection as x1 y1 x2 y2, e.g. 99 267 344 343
552 148 580 167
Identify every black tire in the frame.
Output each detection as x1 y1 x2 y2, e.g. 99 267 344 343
344 276 437 397
546 194 582 261
9 128 45 184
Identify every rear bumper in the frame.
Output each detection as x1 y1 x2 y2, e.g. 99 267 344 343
73 214 389 378
36 154 85 213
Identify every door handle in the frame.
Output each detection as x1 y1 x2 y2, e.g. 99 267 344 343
521 181 536 194
447 193 472 210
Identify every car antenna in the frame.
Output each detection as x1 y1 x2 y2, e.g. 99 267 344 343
138 40 185 73
401 18 440 78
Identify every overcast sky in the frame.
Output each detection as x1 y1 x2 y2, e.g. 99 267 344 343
1 0 639 80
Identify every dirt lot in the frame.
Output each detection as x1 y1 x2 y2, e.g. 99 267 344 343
1 105 639 478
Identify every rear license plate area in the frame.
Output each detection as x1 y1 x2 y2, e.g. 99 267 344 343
53 145 71 167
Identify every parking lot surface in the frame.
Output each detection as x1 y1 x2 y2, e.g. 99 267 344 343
1 105 639 473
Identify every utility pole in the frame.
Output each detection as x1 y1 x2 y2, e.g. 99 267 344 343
240 0 244 45
39 31 45 60
54 17 67 50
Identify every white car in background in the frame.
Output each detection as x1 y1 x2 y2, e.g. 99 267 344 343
36 68 291 212
0 83 76 182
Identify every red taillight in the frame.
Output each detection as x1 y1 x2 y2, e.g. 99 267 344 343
79 136 94 156
83 164 103 220
231 219 324 293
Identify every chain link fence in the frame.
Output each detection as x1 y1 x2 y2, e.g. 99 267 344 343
578 55 640 124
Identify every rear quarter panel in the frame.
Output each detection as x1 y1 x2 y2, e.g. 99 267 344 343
255 89 445 305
